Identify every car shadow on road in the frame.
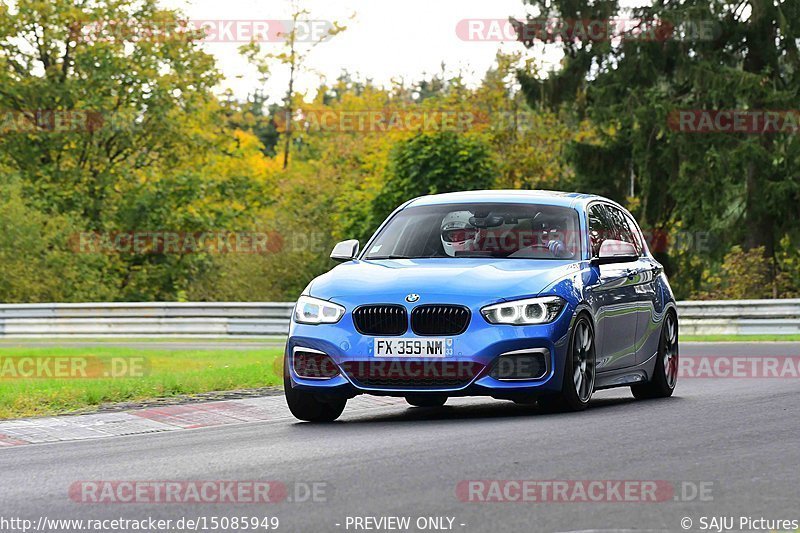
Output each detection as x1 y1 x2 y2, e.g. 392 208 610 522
299 395 685 426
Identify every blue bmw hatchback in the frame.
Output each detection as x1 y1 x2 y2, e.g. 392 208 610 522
285 190 679 421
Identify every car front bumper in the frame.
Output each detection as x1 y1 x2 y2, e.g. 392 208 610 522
285 305 575 399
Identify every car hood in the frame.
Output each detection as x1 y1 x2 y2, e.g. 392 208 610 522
308 258 579 306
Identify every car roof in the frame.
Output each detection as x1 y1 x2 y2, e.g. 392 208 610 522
404 190 620 211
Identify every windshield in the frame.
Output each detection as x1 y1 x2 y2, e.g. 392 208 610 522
363 203 581 260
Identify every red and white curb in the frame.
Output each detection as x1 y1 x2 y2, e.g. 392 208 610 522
0 395 406 447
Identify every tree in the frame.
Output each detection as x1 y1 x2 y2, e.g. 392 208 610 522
0 0 222 224
513 0 800 296
367 132 496 239
239 1 348 168
471 52 594 191
0 178 114 302
222 89 282 157
0 0 277 301
307 59 589 248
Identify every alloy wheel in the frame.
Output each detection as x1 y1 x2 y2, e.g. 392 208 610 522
573 320 595 402
663 313 679 389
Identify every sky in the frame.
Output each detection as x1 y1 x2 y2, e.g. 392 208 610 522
160 0 542 103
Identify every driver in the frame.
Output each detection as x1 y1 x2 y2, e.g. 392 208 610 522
440 211 481 257
542 220 572 258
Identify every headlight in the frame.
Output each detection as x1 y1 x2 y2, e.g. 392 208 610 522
481 296 566 325
294 295 345 325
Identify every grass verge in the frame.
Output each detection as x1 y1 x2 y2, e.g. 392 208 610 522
2 334 796 419
0 345 284 420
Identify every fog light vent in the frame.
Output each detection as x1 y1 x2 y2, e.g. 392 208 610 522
489 350 549 380
293 349 340 379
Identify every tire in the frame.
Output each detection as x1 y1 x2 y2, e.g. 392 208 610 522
538 314 596 412
632 311 678 399
284 369 347 422
405 395 447 408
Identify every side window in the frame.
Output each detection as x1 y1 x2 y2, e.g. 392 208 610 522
588 204 611 257
606 206 641 256
622 212 645 255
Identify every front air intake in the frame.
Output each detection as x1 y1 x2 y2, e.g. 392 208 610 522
293 349 340 379
410 305 471 336
488 349 549 381
352 305 408 335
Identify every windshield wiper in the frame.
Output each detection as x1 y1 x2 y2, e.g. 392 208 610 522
366 255 413 260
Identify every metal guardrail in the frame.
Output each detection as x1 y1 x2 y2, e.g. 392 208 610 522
677 298 800 336
0 299 798 337
0 302 295 337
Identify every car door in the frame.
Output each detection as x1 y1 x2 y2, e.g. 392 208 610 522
586 203 639 371
618 211 663 364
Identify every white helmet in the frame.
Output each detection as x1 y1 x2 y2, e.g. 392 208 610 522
440 211 479 257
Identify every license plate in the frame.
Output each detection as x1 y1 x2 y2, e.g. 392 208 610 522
374 338 452 358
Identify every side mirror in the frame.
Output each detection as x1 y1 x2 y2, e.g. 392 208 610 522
591 239 638 265
330 239 359 262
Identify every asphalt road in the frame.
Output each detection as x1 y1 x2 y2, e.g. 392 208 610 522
1 342 799 533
